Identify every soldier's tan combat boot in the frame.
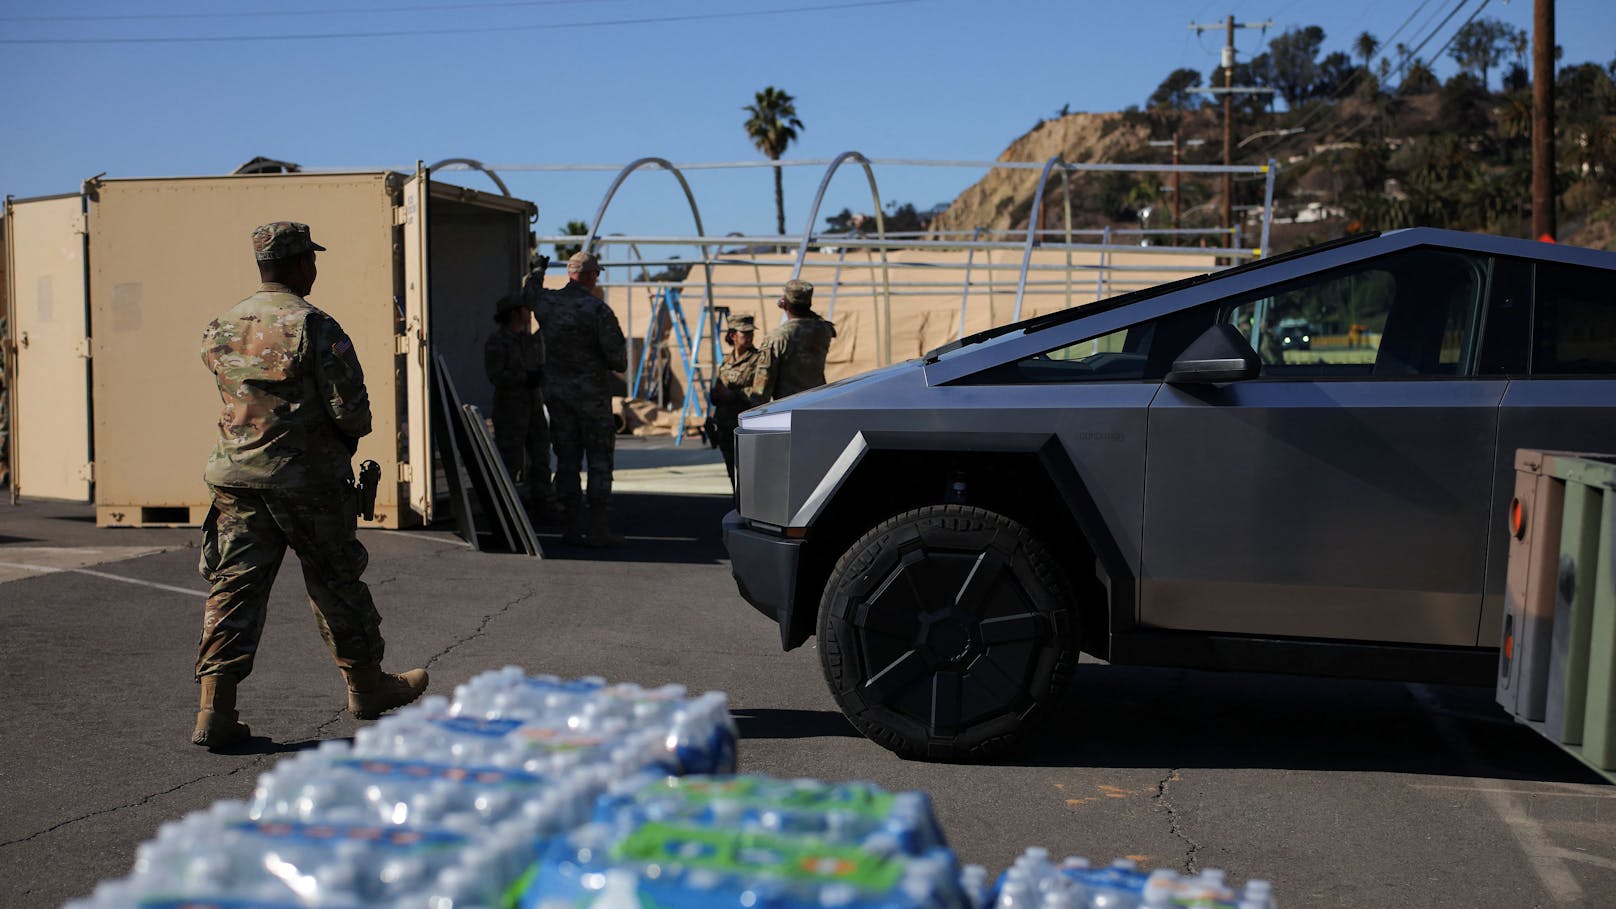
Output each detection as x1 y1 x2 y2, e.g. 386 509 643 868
562 508 587 545
586 506 626 548
192 674 251 749
342 665 430 720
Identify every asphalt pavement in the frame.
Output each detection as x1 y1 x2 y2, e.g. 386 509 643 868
2 439 1614 908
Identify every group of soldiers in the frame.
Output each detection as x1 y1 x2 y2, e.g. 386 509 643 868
706 278 837 486
484 250 627 547
189 221 836 750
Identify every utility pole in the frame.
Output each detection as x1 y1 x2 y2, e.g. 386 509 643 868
1532 0 1555 240
1191 15 1272 241
1148 132 1206 242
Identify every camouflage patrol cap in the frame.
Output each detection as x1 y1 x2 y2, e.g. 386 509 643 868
728 314 757 333
567 250 600 273
781 279 814 308
251 221 326 261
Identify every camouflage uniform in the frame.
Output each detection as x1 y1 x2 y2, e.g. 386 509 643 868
709 315 761 487
196 223 385 682
523 273 627 510
751 280 838 402
484 313 554 505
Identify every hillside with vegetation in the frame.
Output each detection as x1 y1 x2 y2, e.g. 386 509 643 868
929 19 1616 252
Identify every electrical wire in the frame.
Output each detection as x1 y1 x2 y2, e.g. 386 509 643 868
1249 0 1460 153
0 0 921 45
0 0 625 24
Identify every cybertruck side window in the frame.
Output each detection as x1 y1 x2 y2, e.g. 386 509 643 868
1533 263 1616 375
959 307 1213 384
1218 248 1490 379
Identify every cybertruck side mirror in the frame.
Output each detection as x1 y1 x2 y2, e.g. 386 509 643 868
1165 322 1261 385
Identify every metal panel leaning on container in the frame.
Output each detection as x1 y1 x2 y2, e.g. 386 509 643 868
190 221 429 750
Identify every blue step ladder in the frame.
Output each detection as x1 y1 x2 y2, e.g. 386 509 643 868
630 288 724 447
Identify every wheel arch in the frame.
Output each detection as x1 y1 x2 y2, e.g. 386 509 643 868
786 433 1134 657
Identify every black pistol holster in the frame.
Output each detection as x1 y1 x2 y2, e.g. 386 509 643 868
355 459 382 522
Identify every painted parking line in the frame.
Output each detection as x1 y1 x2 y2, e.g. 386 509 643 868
0 561 207 599
1407 683 1584 904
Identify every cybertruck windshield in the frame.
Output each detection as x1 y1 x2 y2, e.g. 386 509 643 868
922 232 1381 364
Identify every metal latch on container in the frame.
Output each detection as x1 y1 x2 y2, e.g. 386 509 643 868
75 338 92 359
398 463 413 483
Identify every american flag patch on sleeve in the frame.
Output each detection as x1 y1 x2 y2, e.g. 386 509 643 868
331 337 353 357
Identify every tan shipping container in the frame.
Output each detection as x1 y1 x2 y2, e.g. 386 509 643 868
4 170 535 528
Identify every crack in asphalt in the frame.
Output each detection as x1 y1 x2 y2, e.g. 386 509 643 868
424 582 537 671
1154 768 1199 874
0 760 261 850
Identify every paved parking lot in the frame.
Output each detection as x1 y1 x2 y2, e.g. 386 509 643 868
2 443 1613 907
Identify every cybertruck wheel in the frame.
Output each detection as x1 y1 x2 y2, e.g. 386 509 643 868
817 505 1077 762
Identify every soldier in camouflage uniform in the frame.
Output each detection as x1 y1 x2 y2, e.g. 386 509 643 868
522 250 628 546
751 279 837 402
708 314 760 490
484 293 557 518
192 221 428 749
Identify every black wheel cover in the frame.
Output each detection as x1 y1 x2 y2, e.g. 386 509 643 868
819 505 1076 761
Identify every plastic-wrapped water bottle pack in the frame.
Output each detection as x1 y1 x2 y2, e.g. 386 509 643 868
63 668 740 909
364 670 739 778
521 816 967 909
589 775 950 857
979 847 1277 909
60 668 1278 909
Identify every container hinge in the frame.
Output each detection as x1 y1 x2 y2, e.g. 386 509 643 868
398 463 414 483
76 462 94 482
71 212 89 236
393 204 409 227
395 334 411 355
75 337 92 359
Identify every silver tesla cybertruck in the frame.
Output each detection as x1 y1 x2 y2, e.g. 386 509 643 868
722 228 1616 761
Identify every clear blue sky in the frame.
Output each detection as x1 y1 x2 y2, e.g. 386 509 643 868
3 0 1612 242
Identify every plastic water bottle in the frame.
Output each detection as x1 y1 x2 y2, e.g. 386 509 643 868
960 864 992 909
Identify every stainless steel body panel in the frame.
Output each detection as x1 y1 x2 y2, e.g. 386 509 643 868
1142 380 1505 645
726 228 1616 672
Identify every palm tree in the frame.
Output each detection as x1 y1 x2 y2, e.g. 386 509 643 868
1354 31 1379 71
743 87 805 235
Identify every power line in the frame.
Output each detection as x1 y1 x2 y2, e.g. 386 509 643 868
0 0 623 24
0 0 921 45
1252 0 1445 148
1250 0 1474 155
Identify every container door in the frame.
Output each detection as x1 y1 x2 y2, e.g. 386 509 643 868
402 171 433 521
5 194 92 502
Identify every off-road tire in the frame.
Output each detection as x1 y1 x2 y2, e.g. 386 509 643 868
817 504 1078 762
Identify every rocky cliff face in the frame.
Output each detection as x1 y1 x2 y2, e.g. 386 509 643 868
928 112 1153 236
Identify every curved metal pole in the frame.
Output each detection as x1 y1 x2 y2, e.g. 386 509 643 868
1012 155 1067 322
427 158 511 197
957 226 984 340
824 243 850 320
586 158 717 428
791 151 894 365
1061 168 1074 312
585 157 715 350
